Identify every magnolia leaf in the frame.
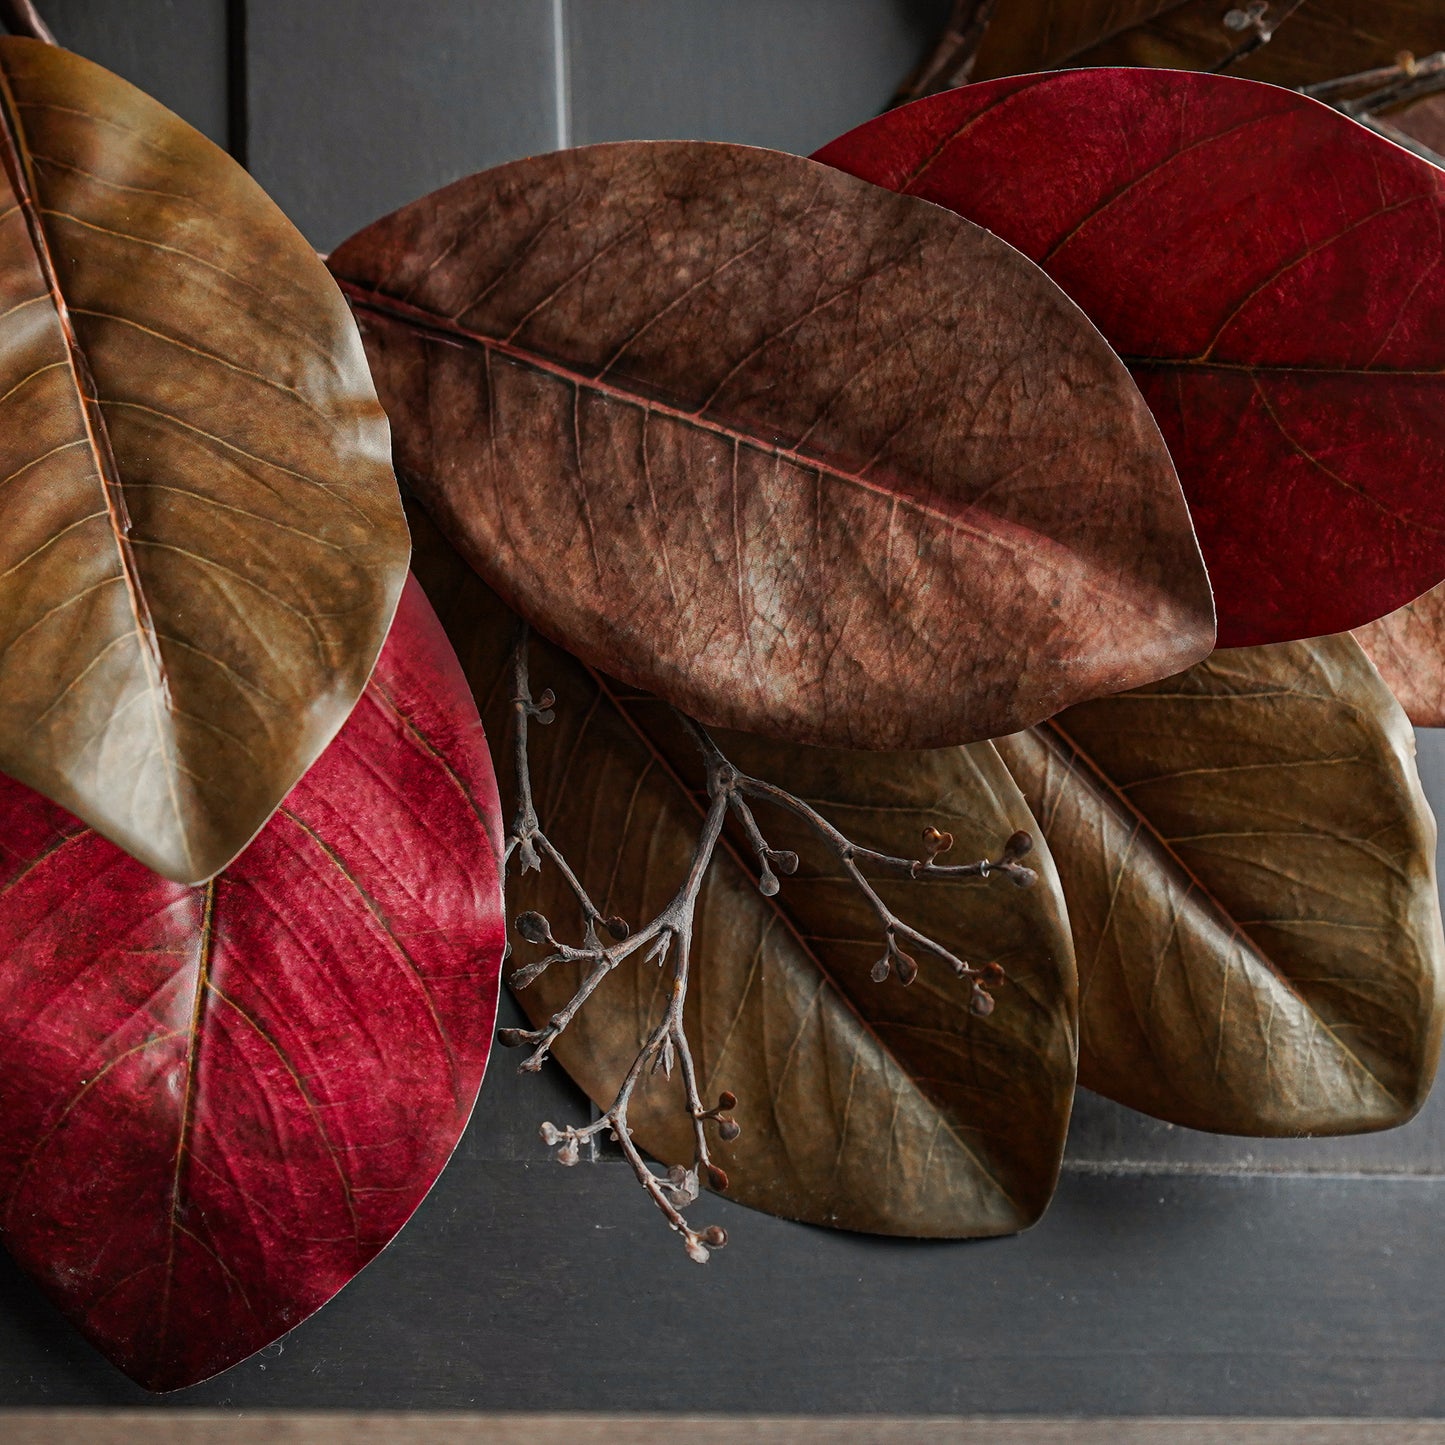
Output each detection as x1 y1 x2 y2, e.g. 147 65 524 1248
329 140 1212 753
971 0 1445 87
996 635 1445 1135
0 38 408 885
818 70 1445 648
410 505 1078 1238
0 578 505 1392
1354 583 1445 726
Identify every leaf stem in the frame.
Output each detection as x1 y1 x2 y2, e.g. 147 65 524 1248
0 1 55 44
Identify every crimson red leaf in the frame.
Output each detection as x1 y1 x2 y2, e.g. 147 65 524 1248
816 69 1445 648
0 576 505 1392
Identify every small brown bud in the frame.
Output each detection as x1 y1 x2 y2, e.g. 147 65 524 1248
705 1162 730 1192
497 1027 530 1048
539 1121 561 1145
1010 865 1038 890
969 984 996 1018
717 1091 738 1110
757 860 780 897
922 826 954 856
516 910 550 944
893 947 919 987
718 1117 741 1142
535 688 556 710
1003 830 1033 860
983 961 1006 984
701 1225 728 1248
871 955 891 983
769 849 799 875
556 1137 580 1166
685 1237 711 1264
603 915 631 941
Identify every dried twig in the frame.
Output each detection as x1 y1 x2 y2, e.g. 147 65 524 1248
497 623 1035 1261
890 0 999 108
1303 50 1445 168
1211 0 1309 73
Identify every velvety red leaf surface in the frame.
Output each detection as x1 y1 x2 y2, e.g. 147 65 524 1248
0 577 505 1392
816 69 1445 648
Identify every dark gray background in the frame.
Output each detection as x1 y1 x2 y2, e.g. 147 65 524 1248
5 0 1445 1417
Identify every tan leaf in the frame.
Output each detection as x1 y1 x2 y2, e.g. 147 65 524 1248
0 39 408 884
997 636 1445 1135
410 504 1078 1238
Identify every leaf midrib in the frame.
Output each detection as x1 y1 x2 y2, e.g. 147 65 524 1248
1034 714 1405 1104
0 55 185 864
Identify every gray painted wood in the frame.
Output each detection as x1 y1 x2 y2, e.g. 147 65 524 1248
42 0 228 146
565 0 952 153
3 1162 1445 1415
245 0 560 251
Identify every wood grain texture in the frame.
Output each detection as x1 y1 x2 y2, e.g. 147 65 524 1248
0 38 408 883
408 505 1078 1237
997 635 1445 1135
331 139 1213 752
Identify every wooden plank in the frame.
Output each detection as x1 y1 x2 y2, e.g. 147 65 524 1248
566 0 952 154
38 0 228 146
2 1164 1444 1414
244 0 559 250
1 1413 1443 1444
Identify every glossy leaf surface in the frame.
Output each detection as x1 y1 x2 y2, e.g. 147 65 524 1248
996 636 1445 1135
0 577 505 1392
972 0 1445 88
331 140 1212 752
1355 584 1445 725
410 506 1077 1238
817 70 1445 647
0 38 408 884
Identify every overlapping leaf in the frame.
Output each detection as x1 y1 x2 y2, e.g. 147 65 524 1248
0 38 409 884
1355 584 1445 725
0 578 505 1391
410 507 1077 1238
971 0 1445 88
330 140 1212 753
996 636 1445 1135
816 69 1445 647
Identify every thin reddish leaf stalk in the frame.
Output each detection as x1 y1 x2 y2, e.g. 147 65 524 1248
498 624 1035 1261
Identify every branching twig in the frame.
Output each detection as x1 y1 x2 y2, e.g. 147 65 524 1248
1211 0 1309 73
889 0 999 108
497 623 1035 1261
0 0 54 44
1303 51 1445 168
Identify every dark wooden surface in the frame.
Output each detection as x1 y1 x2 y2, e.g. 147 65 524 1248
8 0 1445 1416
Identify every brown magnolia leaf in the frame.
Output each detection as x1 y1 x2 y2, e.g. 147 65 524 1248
0 39 408 884
329 140 1213 754
409 504 1077 1238
996 636 1445 1136
1354 584 1445 725
973 0 1445 87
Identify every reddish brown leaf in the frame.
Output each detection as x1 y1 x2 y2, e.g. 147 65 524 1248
1354 582 1445 724
329 140 1212 751
0 577 505 1392
816 70 1445 647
